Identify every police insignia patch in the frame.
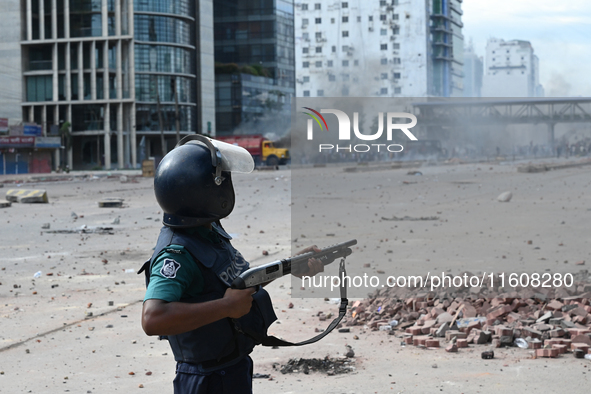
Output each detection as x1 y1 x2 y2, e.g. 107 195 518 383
160 259 181 278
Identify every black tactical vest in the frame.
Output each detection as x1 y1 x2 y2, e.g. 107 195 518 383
140 224 277 371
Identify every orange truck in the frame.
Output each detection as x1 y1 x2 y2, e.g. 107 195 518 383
216 134 290 166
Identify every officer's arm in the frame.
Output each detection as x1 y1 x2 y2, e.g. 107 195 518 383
141 287 255 336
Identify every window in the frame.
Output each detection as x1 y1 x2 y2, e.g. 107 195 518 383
303 76 310 82
354 60 359 66
315 61 322 67
303 61 309 68
380 0 387 5
331 18 335 23
316 32 322 38
342 87 349 96
394 87 401 94
393 14 399 20
342 74 350 81
393 57 400 64
342 16 348 22
342 60 349 66
342 2 348 8
369 16 373 21
315 18 321 23
342 31 349 37
506 49 510 53
380 87 388 95
357 16 361 22
353 76 359 83
316 47 322 53
303 47 309 54
380 14 386 21
303 90 310 97
492 50 495 54
506 57 510 60
393 27 399 34
342 45 349 52
302 4 308 10
380 73 388 79
381 44 387 50
380 58 387 65
302 18 309 25
492 57 495 61
327 60 333 67
393 72 400 79
317 89 324 96
329 74 336 81
380 29 387 35
332 45 336 52
303 33 309 40
315 3 321 10
393 43 400 50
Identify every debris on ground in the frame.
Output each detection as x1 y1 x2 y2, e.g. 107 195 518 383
381 215 439 221
497 191 513 202
278 357 355 375
344 269 591 360
45 226 115 234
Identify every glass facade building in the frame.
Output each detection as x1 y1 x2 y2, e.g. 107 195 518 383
19 0 214 170
133 0 198 143
214 0 295 134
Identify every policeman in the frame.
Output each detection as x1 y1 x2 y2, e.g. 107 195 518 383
140 135 322 393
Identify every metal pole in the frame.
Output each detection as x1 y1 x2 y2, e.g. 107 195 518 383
157 93 166 157
174 79 180 143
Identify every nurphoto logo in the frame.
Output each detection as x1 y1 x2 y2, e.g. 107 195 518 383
302 107 419 153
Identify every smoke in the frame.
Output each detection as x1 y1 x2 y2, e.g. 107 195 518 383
545 72 572 97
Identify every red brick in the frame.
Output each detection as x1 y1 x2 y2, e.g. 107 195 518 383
571 343 590 353
413 336 428 346
544 339 564 347
536 348 559 358
528 340 542 349
445 330 467 341
445 343 458 352
552 344 568 354
421 320 437 334
546 300 564 311
426 339 440 348
456 339 468 348
404 336 414 345
506 312 521 324
406 326 423 335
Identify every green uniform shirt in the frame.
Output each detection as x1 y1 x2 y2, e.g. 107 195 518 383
143 226 222 302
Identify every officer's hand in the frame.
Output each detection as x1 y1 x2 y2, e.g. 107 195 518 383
292 245 324 278
223 287 256 319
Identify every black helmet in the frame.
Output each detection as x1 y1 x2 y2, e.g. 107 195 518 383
154 135 253 228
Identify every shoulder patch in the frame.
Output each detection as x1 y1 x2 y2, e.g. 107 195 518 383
160 259 181 279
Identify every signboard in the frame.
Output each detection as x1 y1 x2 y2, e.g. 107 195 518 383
0 136 35 148
0 118 8 134
35 137 61 148
23 123 42 136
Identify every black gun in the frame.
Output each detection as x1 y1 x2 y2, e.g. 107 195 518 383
231 239 357 289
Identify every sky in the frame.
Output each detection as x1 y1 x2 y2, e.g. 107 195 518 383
461 0 591 97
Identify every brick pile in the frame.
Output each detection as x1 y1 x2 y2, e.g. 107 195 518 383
342 271 591 359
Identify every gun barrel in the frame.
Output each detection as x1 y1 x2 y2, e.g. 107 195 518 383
231 239 357 289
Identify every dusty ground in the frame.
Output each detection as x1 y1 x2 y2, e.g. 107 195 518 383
0 158 590 393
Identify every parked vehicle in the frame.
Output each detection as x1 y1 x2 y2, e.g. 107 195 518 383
216 134 290 166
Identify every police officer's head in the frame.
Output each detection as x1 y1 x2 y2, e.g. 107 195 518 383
154 135 254 228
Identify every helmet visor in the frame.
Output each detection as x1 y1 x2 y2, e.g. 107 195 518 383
183 136 255 174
